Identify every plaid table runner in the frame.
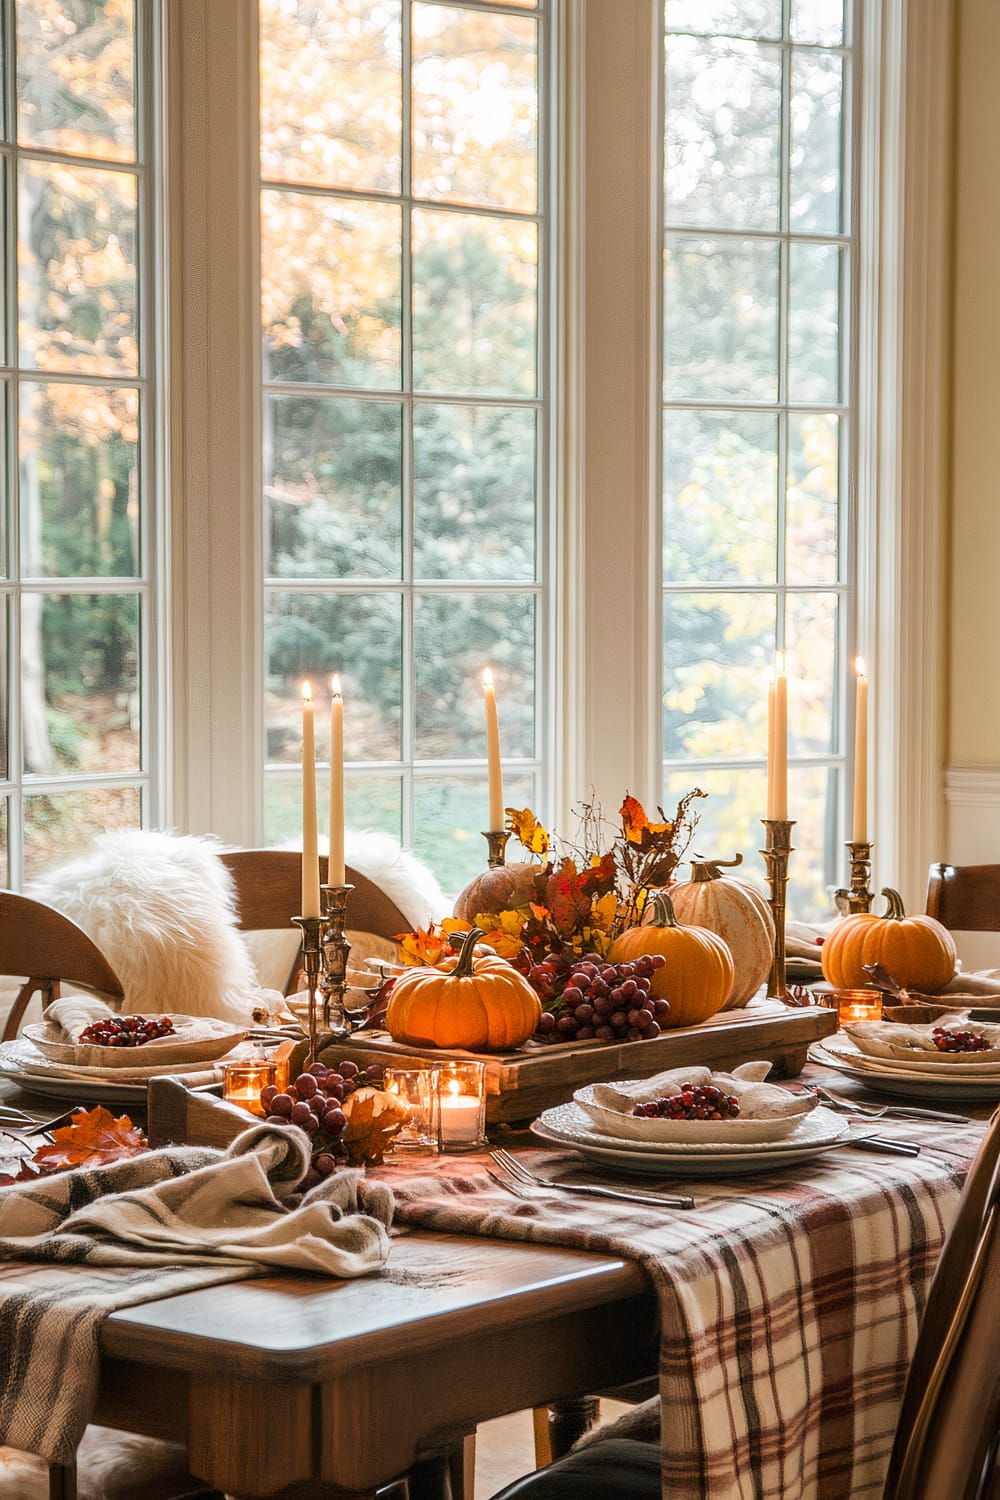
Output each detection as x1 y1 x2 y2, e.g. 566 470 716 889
0 1123 393 1465
387 1117 984 1500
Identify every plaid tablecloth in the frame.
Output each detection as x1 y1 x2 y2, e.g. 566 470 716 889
387 1116 984 1500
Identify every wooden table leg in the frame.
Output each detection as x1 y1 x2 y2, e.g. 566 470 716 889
545 1396 601 1460
407 1453 453 1500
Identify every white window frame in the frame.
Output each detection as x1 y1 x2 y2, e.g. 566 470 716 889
162 0 952 916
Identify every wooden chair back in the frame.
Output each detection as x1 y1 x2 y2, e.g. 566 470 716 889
0 890 125 1042
925 862 1000 931
882 1104 1000 1499
220 849 411 938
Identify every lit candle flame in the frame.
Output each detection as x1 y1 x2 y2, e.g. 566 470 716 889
774 650 785 677
330 673 341 697
482 667 494 689
447 1079 461 1099
855 656 866 678
301 680 312 703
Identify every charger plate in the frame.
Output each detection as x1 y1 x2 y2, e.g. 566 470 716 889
531 1101 851 1177
0 1039 223 1104
809 1041 1000 1102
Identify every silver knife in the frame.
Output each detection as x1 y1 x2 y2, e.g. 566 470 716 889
848 1136 921 1157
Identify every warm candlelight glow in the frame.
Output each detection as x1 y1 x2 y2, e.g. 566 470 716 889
301 682 320 918
482 667 504 832
223 1059 277 1116
329 673 345 886
833 989 882 1025
437 1063 486 1152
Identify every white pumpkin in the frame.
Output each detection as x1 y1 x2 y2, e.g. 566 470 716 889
667 855 775 1009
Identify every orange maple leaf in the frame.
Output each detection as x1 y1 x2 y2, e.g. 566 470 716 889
620 794 671 846
32 1107 148 1173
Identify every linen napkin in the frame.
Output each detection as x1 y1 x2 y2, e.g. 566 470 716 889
586 1060 813 1119
0 1124 393 1464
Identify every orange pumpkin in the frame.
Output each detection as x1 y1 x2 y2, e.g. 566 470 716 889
385 927 542 1051
820 888 957 993
608 891 734 1028
667 855 775 1009
453 863 539 924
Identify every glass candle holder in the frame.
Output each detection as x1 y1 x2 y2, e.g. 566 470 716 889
223 1058 277 1116
383 1068 439 1156
437 1061 487 1153
832 989 884 1025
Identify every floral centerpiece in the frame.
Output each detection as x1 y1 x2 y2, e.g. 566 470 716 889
396 791 706 1046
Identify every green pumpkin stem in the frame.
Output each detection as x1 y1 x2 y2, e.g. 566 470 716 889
452 926 485 977
649 891 680 928
880 888 907 921
690 853 743 883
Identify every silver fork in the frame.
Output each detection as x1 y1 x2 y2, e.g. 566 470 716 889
489 1147 695 1210
802 1083 971 1125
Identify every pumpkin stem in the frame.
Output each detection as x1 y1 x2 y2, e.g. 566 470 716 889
880 888 908 921
690 853 743 882
649 890 680 928
452 926 485 977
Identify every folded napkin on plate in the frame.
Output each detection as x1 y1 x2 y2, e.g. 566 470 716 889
942 970 1000 999
785 920 831 961
0 1123 393 1465
845 1017 1000 1064
44 995 117 1038
577 1061 817 1144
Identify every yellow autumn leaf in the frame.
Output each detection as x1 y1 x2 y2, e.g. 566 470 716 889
591 891 619 931
507 806 550 855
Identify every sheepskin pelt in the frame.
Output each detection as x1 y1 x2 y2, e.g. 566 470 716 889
28 831 260 1026
343 830 450 929
0 1426 207 1500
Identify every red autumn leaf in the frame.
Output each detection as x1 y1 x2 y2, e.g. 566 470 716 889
32 1106 148 1173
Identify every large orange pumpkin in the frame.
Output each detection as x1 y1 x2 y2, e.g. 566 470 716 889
608 891 734 1028
453 863 539 924
820 888 957 993
667 855 775 1009
384 927 542 1051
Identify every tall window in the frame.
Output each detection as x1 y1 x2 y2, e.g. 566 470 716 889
258 0 546 891
1 0 151 886
661 0 852 919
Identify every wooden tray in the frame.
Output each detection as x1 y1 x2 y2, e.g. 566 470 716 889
323 1000 837 1125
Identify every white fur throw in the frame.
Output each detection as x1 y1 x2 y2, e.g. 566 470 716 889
29 831 261 1026
342 831 449 929
0 1428 204 1500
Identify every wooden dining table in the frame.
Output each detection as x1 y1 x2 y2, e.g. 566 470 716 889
0 1064 993 1500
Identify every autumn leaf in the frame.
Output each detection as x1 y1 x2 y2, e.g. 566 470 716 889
590 890 619 931
396 925 457 966
342 1087 409 1166
32 1107 148 1173
507 807 550 856
620 794 671 846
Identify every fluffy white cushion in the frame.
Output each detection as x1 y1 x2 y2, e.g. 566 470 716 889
343 830 449 929
29 831 261 1026
0 1427 206 1500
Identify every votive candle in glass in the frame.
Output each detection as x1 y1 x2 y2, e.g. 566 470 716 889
223 1058 277 1116
384 1068 439 1156
437 1061 487 1153
833 989 883 1025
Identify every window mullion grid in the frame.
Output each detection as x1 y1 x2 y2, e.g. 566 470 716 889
400 0 415 847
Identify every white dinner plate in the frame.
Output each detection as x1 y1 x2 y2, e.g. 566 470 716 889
809 1042 1000 1102
0 1040 219 1104
530 1101 851 1177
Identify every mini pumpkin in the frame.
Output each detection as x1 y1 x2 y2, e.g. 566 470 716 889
453 862 539 924
384 927 542 1051
667 855 775 1009
607 891 734 1029
820 888 957 993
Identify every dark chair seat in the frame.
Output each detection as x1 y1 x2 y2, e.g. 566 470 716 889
490 1439 661 1500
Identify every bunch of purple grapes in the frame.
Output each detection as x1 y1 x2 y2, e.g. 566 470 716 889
633 1084 739 1120
524 951 670 1044
260 1059 386 1191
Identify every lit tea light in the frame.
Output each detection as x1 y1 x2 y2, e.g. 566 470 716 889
833 989 883 1025
437 1063 486 1153
223 1059 278 1116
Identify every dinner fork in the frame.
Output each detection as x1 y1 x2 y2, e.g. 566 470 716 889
489 1147 695 1210
802 1083 971 1125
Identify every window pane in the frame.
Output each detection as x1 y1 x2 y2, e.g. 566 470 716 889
18 159 138 375
0 597 7 778
20 383 139 578
666 0 781 39
265 590 402 763
23 592 139 775
791 0 844 46
788 242 842 403
665 764 768 886
413 403 535 581
790 49 843 234
412 209 537 397
786 412 839 583
665 35 781 231
785 590 838 755
664 236 779 401
261 190 402 388
263 770 403 850
0 392 8 576
24 785 141 881
266 396 402 579
663 591 775 761
414 770 536 892
788 763 840 922
259 0 402 192
663 409 777 583
412 3 538 213
16 0 136 162
413 593 535 760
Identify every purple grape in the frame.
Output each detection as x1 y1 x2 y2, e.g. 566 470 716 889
270 1093 293 1117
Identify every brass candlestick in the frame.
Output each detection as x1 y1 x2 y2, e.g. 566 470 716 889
320 883 354 1037
837 840 874 914
482 830 510 868
291 915 324 1065
761 819 795 1001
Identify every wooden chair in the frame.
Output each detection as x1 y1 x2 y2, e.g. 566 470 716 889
925 862 1000 931
490 1108 1000 1500
0 891 125 1043
220 850 412 994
